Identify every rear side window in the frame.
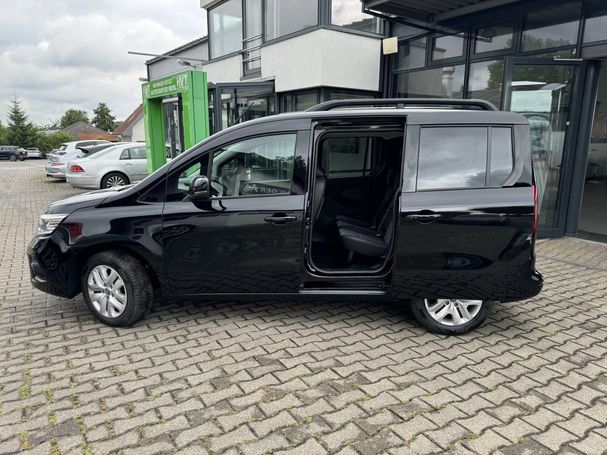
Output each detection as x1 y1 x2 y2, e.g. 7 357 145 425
417 126 513 190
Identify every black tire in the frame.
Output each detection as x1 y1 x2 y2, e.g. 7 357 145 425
410 298 492 335
101 172 129 189
81 251 152 327
9 154 17 162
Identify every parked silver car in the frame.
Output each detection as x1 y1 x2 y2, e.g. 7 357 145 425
25 147 42 159
46 140 110 179
66 143 148 189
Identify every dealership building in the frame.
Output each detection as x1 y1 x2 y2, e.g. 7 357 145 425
143 0 607 240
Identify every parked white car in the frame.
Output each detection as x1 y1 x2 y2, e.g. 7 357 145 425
66 143 148 189
46 140 110 179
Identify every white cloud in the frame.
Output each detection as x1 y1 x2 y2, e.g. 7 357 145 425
0 0 206 125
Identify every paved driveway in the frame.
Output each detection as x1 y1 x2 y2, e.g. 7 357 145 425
1 160 606 454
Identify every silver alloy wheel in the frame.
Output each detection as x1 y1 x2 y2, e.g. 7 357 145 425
106 175 126 188
424 299 483 326
87 265 128 318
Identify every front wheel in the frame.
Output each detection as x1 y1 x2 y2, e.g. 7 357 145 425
101 172 129 189
81 251 152 327
9 155 17 161
410 298 491 335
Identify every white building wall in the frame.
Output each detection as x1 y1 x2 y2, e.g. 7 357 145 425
202 54 244 83
261 29 381 93
148 41 209 80
131 117 146 142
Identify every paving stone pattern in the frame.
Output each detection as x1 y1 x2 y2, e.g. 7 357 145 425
1 161 606 454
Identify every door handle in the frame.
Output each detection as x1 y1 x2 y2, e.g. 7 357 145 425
406 213 443 223
123 162 133 166
264 214 297 225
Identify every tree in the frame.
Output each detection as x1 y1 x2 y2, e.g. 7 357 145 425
91 102 116 131
60 108 89 129
6 96 38 147
35 131 74 154
0 120 7 144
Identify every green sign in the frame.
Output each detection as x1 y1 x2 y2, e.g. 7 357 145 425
142 70 210 173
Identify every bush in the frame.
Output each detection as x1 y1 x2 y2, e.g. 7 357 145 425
35 131 74 154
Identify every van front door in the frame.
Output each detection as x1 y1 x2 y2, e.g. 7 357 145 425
162 131 308 295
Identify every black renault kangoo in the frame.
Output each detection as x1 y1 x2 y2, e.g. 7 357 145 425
28 99 543 334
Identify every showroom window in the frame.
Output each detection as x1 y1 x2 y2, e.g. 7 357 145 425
209 0 243 58
474 24 515 54
431 33 465 61
467 60 504 109
584 0 607 43
396 37 427 70
331 0 380 33
266 0 318 41
522 1 581 51
281 90 319 112
395 65 466 99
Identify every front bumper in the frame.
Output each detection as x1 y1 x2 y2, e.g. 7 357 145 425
66 173 99 189
28 234 80 299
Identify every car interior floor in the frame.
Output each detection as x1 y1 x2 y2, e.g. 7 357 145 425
309 131 404 273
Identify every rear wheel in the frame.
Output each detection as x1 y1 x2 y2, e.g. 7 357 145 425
81 251 152 327
101 172 129 189
410 298 491 335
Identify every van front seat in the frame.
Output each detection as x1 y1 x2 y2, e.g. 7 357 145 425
338 197 396 258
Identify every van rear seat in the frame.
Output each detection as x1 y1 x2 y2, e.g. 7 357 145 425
338 195 396 258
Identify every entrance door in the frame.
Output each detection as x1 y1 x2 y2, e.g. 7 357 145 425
579 60 607 240
503 58 581 236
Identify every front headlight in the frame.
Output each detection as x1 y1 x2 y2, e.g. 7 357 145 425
37 214 68 235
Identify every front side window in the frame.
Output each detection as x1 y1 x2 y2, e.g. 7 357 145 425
210 134 297 197
265 0 318 41
209 0 243 58
331 0 380 33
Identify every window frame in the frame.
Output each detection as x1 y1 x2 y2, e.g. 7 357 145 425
208 0 244 60
415 125 515 192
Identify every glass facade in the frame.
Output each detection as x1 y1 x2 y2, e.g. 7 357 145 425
265 0 318 40
467 60 504 108
584 0 607 43
522 2 581 51
209 0 243 58
391 0 605 234
396 66 465 99
475 24 514 54
331 0 380 33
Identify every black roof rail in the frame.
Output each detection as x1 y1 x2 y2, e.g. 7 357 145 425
306 98 499 112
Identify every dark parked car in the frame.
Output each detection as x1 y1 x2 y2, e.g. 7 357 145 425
28 99 543 334
0 145 27 161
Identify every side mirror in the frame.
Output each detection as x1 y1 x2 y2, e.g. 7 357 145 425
188 175 210 201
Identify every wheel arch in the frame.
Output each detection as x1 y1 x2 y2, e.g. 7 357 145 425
69 243 162 295
101 170 130 188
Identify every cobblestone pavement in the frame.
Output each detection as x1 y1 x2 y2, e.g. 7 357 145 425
1 160 606 455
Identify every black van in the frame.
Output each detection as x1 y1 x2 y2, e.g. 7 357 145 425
28 99 543 334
